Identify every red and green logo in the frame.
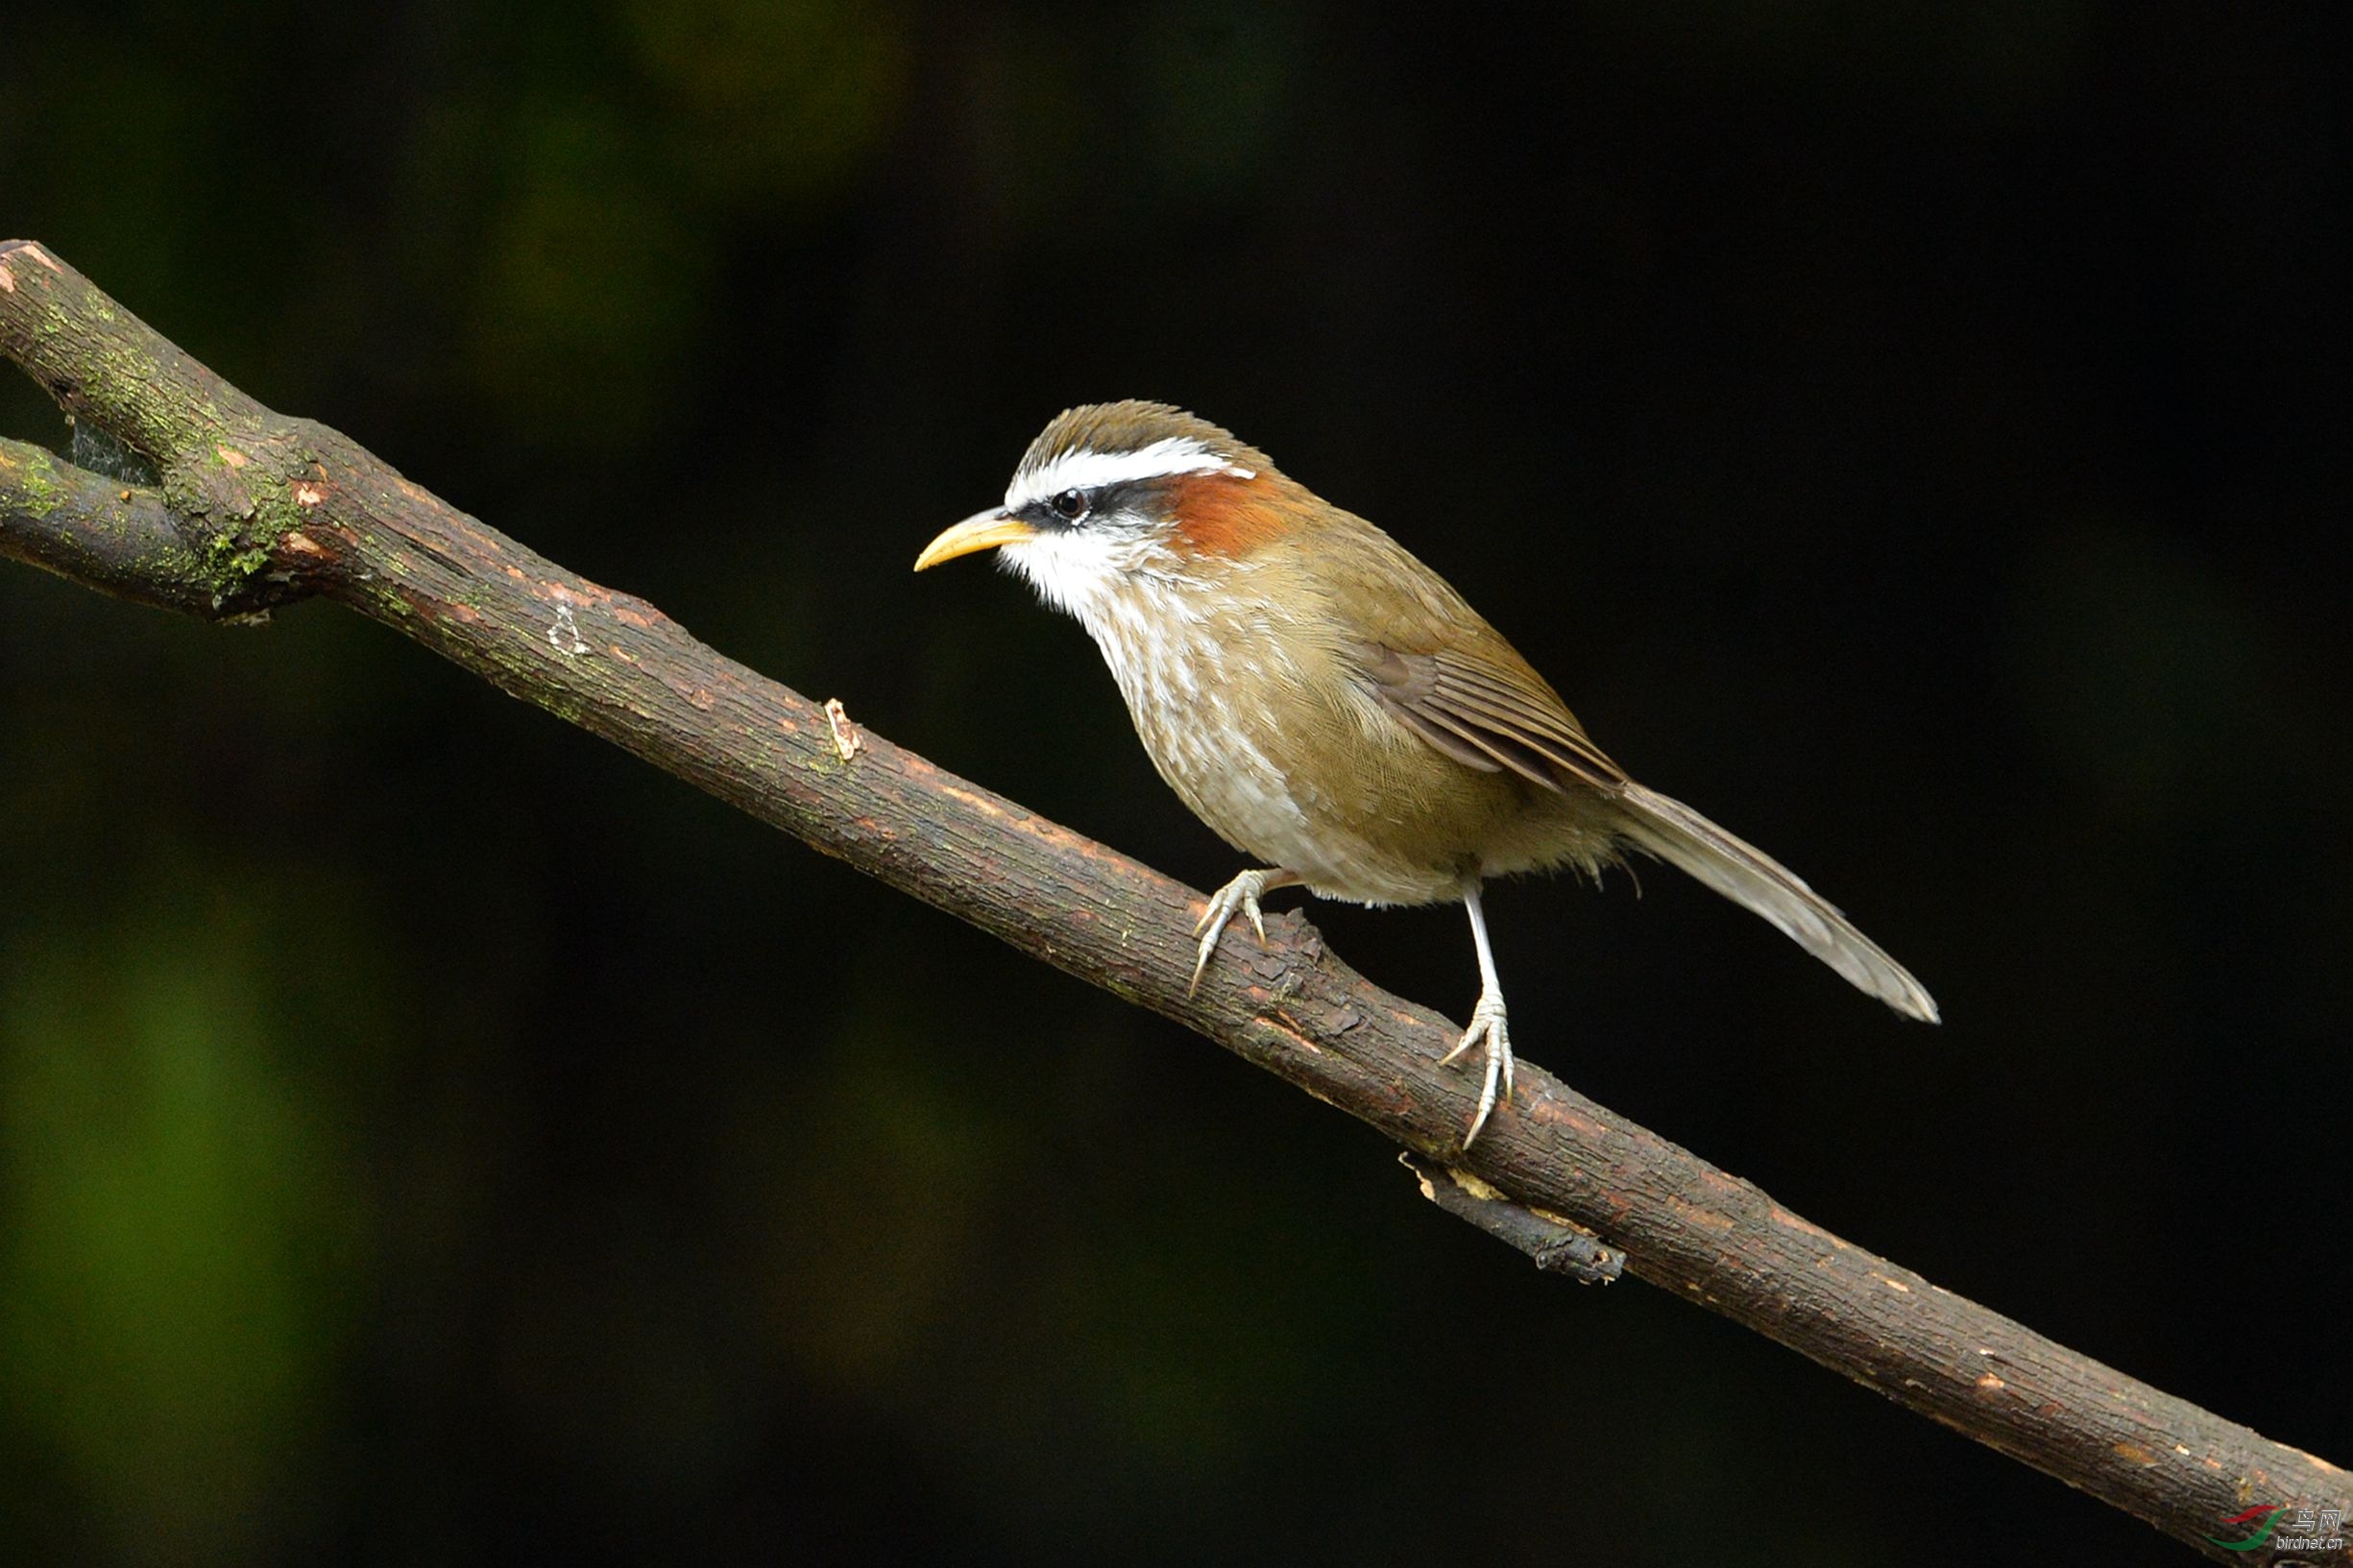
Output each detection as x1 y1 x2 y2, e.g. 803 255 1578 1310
2205 1503 2287 1553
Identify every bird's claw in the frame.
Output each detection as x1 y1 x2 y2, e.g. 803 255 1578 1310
1443 992 1515 1147
1189 870 1275 996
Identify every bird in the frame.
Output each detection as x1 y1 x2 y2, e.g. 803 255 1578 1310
915 400 1936 1146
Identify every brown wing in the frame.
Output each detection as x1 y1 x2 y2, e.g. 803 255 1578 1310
1296 505 1627 793
1360 641 1626 791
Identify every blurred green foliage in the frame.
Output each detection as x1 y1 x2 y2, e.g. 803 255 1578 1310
2 1 2346 1563
2 885 375 1559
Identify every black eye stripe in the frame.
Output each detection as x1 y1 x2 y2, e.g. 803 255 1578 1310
1016 473 1164 530
1090 479 1147 513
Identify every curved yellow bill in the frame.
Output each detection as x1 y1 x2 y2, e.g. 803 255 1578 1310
913 510 1036 571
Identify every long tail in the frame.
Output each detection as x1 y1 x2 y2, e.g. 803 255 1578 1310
1613 783 1939 1023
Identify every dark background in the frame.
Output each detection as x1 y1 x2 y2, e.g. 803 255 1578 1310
3 2 2346 1563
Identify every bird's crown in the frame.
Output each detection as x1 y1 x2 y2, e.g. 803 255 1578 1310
1007 400 1274 516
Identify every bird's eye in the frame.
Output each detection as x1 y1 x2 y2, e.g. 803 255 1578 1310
1051 488 1089 521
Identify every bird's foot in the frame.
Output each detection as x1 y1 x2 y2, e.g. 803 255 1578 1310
1190 868 1294 995
1440 990 1515 1147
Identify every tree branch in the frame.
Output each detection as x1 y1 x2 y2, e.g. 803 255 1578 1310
0 430 295 619
4 239 2342 1562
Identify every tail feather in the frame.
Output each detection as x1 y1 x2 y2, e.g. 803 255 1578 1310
1613 783 1939 1023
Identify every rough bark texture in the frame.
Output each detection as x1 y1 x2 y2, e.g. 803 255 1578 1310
3 240 2343 1563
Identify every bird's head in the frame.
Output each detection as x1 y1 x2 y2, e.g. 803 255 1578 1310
914 400 1290 620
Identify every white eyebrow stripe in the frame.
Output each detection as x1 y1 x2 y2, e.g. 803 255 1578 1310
1007 438 1255 510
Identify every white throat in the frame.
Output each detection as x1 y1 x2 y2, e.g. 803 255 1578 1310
999 522 1171 626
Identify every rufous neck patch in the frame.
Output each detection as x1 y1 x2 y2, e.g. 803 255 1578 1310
1169 470 1298 559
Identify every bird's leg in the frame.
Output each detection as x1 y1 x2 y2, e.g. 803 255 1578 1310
1438 886 1515 1146
1190 868 1303 995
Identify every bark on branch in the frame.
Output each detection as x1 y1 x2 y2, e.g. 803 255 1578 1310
3 239 2342 1562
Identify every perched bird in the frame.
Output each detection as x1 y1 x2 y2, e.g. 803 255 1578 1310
916 401 1936 1145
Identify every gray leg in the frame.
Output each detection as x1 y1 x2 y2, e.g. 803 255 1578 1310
1438 886 1514 1146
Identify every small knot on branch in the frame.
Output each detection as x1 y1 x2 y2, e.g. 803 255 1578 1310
1400 1152 1623 1285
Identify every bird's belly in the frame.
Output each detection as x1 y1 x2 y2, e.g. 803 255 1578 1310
1100 626 1480 905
